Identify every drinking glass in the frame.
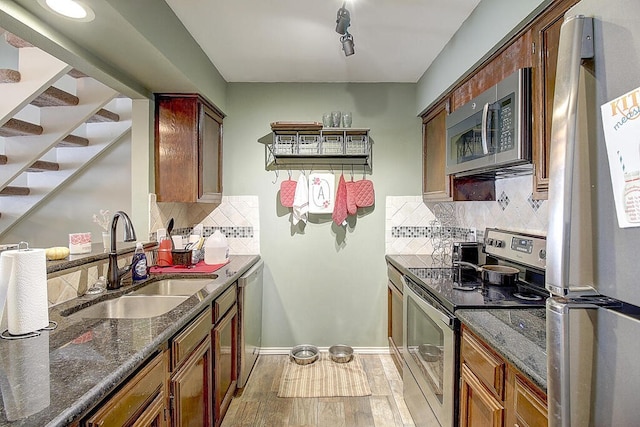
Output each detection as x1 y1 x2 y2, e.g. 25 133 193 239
331 111 342 127
342 112 352 127
322 112 332 128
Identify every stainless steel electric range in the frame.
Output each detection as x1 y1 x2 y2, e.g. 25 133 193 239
402 229 547 427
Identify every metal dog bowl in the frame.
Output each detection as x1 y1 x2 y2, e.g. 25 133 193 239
290 344 319 365
328 344 354 363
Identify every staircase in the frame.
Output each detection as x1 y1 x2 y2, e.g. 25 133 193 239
0 28 132 237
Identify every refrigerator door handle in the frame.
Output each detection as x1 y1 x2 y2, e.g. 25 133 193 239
546 15 594 297
547 297 572 427
547 296 600 427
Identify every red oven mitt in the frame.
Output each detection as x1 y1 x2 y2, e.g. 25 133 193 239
354 179 375 207
346 179 358 215
280 179 297 208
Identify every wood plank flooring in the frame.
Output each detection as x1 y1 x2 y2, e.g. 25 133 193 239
221 354 416 427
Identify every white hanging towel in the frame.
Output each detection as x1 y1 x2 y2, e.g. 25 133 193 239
291 173 309 225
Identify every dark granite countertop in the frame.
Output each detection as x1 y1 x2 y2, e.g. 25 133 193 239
0 255 260 426
456 308 547 391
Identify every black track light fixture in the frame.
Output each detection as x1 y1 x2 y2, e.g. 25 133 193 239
335 2 350 35
335 1 355 56
341 32 355 56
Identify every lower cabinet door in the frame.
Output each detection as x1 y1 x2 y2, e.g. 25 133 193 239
460 364 504 427
170 338 213 427
131 392 167 427
213 305 238 427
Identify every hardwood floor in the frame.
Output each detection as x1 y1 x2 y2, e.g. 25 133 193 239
221 354 416 427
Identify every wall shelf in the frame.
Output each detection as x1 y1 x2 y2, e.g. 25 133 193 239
262 127 372 171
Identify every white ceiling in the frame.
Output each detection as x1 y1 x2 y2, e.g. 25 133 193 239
164 0 482 83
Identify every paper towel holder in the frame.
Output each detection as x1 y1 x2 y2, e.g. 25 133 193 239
0 241 57 340
0 320 57 340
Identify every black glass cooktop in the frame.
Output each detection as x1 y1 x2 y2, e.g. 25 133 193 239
406 267 549 314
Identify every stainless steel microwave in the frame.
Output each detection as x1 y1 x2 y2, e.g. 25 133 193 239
445 68 532 176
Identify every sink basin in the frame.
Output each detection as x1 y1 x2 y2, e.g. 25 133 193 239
75 295 189 319
130 278 214 297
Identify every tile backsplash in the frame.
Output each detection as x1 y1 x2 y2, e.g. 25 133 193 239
149 194 260 255
386 175 548 255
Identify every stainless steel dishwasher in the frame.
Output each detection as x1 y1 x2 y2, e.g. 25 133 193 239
237 259 263 390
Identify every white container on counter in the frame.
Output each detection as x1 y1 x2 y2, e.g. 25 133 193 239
204 230 229 265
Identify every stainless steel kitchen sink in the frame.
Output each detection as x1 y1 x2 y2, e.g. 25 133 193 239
129 278 215 297
75 295 189 319
73 278 217 319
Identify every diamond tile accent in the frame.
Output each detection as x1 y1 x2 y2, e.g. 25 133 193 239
497 191 510 211
527 193 544 212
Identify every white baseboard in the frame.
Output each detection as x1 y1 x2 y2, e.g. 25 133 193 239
259 346 391 355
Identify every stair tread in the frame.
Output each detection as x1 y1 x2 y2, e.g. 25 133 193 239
67 69 88 79
0 118 44 137
0 186 30 196
58 134 89 147
5 33 33 49
88 108 120 123
0 69 20 83
27 160 59 172
31 86 79 107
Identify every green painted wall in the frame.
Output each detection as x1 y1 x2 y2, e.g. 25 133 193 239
224 83 420 347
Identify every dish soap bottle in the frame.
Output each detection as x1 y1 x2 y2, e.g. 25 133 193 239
204 230 229 265
131 242 149 281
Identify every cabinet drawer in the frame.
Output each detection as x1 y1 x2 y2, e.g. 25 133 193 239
85 350 167 427
214 284 237 324
461 329 505 399
514 374 547 427
172 307 212 370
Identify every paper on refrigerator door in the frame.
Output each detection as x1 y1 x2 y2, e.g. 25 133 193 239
601 86 640 228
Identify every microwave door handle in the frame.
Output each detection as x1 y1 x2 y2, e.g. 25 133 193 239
481 102 490 155
546 15 594 299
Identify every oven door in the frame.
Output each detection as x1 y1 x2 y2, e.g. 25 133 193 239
403 277 456 427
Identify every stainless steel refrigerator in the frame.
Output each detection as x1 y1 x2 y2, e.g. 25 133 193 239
546 1 640 426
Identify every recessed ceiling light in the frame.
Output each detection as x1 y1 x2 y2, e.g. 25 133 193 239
38 0 95 22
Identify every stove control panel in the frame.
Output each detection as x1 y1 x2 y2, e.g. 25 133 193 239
484 229 546 270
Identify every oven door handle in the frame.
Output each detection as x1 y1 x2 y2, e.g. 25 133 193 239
403 275 456 330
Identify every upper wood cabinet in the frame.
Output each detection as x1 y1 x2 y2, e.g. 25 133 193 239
422 99 452 201
421 0 579 199
155 94 224 203
531 0 580 198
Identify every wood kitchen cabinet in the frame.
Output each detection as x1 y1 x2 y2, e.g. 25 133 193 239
460 326 547 427
387 262 404 373
530 0 580 198
422 99 453 201
169 307 213 426
421 0 579 200
212 284 238 426
155 93 224 203
83 350 169 427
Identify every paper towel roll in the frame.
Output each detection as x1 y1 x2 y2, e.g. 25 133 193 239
0 332 50 420
1 249 49 335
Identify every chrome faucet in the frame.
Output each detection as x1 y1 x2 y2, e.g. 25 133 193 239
106 211 137 290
